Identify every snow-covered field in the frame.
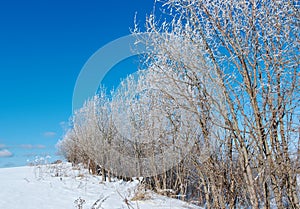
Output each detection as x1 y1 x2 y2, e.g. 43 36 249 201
0 163 202 209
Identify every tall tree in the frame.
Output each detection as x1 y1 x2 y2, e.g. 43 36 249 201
137 0 299 208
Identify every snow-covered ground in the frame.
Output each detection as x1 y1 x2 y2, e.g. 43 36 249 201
0 163 202 209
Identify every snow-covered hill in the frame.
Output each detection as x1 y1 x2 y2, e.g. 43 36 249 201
0 163 202 209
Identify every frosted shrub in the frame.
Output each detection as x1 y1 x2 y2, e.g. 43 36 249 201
74 197 86 209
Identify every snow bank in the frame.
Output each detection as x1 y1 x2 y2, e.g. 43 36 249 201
0 163 202 209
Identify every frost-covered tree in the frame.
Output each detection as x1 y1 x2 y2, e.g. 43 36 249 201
135 0 299 208
58 89 112 177
59 0 299 208
110 70 198 180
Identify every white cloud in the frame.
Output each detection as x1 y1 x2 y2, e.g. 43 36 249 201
43 131 56 138
36 145 46 149
0 144 6 148
20 144 34 149
0 149 13 157
20 144 46 149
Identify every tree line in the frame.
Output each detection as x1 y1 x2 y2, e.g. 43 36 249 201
58 1 299 208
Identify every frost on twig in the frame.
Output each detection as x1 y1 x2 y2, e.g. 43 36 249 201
74 197 86 209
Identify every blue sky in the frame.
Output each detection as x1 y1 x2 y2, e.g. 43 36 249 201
0 0 155 167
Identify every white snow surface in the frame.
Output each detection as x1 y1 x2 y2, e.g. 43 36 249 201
0 163 202 209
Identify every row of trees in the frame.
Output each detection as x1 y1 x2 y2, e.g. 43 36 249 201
58 0 299 208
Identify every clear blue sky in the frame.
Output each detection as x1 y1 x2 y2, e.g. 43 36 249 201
0 0 155 167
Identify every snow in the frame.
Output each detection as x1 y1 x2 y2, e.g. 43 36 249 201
0 163 202 209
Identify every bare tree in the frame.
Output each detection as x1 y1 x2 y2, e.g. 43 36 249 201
136 0 299 208
58 1 299 208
